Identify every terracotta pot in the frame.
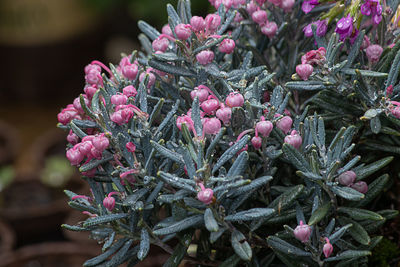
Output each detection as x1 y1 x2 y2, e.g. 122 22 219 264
0 120 19 166
0 242 101 267
0 218 16 255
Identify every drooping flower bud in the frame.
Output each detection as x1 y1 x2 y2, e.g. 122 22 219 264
366 44 383 64
284 130 302 149
197 183 214 204
252 10 268 25
281 0 295 12
205 14 221 33
335 14 353 40
126 142 136 153
218 39 236 54
256 117 273 137
66 148 84 166
323 238 333 258
203 118 222 135
103 192 119 211
123 85 138 98
92 134 109 152
276 116 293 134
196 50 215 65
162 24 173 36
122 63 139 80
246 2 258 15
111 94 128 106
338 171 356 186
190 16 206 32
296 64 313 81
201 96 220 114
152 37 170 52
293 220 311 243
216 104 232 125
67 130 79 145
251 136 262 149
139 70 156 88
175 24 192 40
351 181 368 194
191 86 209 102
261 21 278 38
176 115 194 132
225 92 244 108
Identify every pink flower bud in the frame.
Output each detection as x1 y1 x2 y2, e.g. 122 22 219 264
176 115 194 131
139 70 156 88
201 96 220 114
391 106 400 119
85 69 101 85
216 105 232 125
84 85 98 100
77 141 93 156
261 21 278 38
284 130 302 149
256 118 273 137
323 238 333 258
103 196 116 211
276 116 293 134
190 16 206 33
218 38 236 54
225 92 244 108
246 2 258 15
123 85 138 98
162 24 173 36
67 130 79 145
90 146 103 160
122 64 139 80
196 50 215 65
361 35 371 50
73 95 89 114
293 220 311 243
223 0 233 9
110 110 125 125
203 118 221 135
234 12 244 22
175 24 192 40
233 0 246 7
205 14 221 33
152 37 170 52
57 106 79 125
66 148 84 166
92 134 109 152
191 86 209 102
126 142 136 153
338 171 356 186
197 183 214 204
252 10 268 25
366 44 383 64
111 94 128 106
251 136 262 149
84 63 101 75
296 64 314 81
280 0 295 12
351 181 368 194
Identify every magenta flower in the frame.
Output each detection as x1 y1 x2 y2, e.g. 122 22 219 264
335 14 354 40
302 0 319 14
361 0 382 25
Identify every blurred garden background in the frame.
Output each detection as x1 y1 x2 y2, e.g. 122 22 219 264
0 0 208 265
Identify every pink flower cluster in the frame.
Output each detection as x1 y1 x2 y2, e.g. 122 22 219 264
66 133 109 166
247 4 279 38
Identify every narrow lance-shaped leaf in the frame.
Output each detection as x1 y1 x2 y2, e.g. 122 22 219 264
138 228 150 260
267 236 311 257
231 230 252 261
153 214 203 235
225 208 275 222
204 208 219 232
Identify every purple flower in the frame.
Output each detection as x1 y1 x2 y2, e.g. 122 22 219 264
361 0 382 25
302 0 318 14
304 20 328 37
335 14 354 40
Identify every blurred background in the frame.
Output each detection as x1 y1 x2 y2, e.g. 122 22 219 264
0 0 208 266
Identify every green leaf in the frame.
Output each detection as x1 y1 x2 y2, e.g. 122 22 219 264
149 59 195 77
150 140 184 164
225 208 275 222
328 223 352 244
345 30 365 68
205 127 226 160
204 208 219 232
355 157 393 180
282 144 311 172
191 97 203 137
231 230 252 261
338 217 370 245
157 171 196 193
212 135 250 174
228 176 273 197
163 232 192 267
324 250 371 262
153 215 203 235
285 81 327 91
106 239 134 267
308 202 330 225
83 213 129 228
61 224 88 232
149 98 164 126
268 185 305 211
267 236 311 257
137 20 160 40
83 238 128 266
155 100 180 135
226 151 248 178
370 116 381 134
138 228 150 260
79 156 113 172
330 186 364 201
387 49 400 87
340 68 388 77
296 171 323 181
338 207 383 221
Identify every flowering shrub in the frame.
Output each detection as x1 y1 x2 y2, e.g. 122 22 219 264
59 0 400 266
